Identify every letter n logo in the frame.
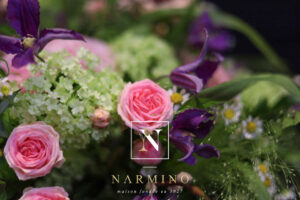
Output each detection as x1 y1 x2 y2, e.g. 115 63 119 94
130 121 169 162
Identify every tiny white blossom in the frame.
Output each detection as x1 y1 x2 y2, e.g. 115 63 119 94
242 116 263 139
274 188 296 200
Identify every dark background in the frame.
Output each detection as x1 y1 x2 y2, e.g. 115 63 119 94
210 0 300 73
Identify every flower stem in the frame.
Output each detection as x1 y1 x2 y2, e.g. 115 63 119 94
36 54 45 63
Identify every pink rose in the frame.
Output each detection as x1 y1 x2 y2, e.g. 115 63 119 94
132 139 165 166
20 187 69 200
118 79 173 131
4 122 65 181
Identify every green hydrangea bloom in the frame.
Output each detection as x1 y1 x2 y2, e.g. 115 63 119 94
112 28 179 82
8 49 124 148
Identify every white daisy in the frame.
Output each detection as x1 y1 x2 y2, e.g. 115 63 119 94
261 174 276 196
0 78 12 98
274 188 296 200
242 116 263 139
222 103 242 125
168 86 190 112
254 161 269 179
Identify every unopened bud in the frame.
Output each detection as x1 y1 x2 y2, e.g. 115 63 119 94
92 108 110 129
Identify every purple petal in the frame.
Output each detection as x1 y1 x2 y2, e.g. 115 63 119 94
170 71 203 93
164 194 178 200
37 28 85 52
170 131 196 165
0 35 22 54
172 109 214 139
7 0 40 37
195 144 220 159
188 12 233 52
195 53 224 84
176 29 208 73
12 48 35 68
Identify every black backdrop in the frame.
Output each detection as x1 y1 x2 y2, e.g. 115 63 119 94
210 0 300 73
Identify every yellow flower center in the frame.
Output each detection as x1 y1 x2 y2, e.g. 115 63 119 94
1 85 10 96
22 37 36 49
264 177 271 187
246 121 257 133
259 164 267 174
171 92 183 104
224 109 235 119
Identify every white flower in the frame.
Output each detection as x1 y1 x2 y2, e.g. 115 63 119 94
242 116 263 139
0 78 12 98
261 174 276 196
254 161 269 179
168 86 190 112
222 103 242 125
274 188 296 200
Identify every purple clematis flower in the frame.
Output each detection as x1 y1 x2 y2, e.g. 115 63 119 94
188 12 234 52
170 29 223 93
0 0 85 68
133 195 158 200
170 109 220 165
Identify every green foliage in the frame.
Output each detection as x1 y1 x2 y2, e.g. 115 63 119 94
111 27 178 83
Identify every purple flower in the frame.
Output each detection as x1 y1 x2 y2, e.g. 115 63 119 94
188 12 233 52
170 109 220 165
0 0 84 68
133 195 158 200
170 29 223 93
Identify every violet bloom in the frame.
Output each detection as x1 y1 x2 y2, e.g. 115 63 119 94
0 0 84 68
188 12 233 52
170 29 223 93
133 195 158 200
170 109 220 165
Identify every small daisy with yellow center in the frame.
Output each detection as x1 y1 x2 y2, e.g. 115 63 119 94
168 86 190 112
242 116 263 139
222 103 242 125
0 78 12 98
262 174 276 196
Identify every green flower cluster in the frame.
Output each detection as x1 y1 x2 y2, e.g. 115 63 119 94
112 28 179 81
7 48 124 148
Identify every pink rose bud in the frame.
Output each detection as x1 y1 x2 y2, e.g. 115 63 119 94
132 139 165 166
92 108 110 129
4 122 65 181
118 79 173 132
20 187 70 200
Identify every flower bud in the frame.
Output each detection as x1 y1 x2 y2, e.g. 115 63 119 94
132 139 165 166
92 108 110 129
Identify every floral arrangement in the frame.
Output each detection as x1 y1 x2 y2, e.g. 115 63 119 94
0 0 299 200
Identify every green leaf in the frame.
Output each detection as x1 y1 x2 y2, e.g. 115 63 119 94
211 11 290 74
0 180 6 200
0 58 9 78
0 91 19 116
181 74 300 110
